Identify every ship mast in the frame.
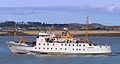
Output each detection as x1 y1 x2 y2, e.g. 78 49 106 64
13 22 16 42
85 16 89 41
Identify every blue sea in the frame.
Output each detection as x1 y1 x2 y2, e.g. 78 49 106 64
0 36 120 64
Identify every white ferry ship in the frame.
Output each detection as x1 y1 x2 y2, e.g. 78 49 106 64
7 28 112 55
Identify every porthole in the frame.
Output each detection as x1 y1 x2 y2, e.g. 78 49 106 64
55 48 57 50
89 44 92 46
60 48 62 50
73 44 74 46
83 45 85 46
69 44 71 46
83 49 85 51
47 43 49 45
61 44 63 46
9 45 12 47
76 44 78 46
53 44 54 46
39 47 40 49
43 43 45 45
35 47 37 49
65 44 67 46
79 44 81 46
65 48 67 50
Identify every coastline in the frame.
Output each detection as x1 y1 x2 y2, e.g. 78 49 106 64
0 30 120 36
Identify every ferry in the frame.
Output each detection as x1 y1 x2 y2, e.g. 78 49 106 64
7 28 111 55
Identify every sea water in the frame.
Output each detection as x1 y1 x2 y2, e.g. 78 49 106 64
0 36 120 64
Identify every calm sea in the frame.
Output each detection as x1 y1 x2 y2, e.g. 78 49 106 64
0 36 120 64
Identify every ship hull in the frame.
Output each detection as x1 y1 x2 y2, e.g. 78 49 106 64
7 41 112 55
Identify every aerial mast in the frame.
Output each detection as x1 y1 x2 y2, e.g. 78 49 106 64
85 16 89 41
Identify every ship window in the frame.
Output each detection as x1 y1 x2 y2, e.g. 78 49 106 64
60 48 62 50
47 43 49 45
73 49 74 50
55 48 57 50
76 49 78 50
39 47 40 49
89 44 92 46
35 47 37 49
39 43 41 45
61 44 63 46
100 46 102 48
9 45 12 47
65 48 67 50
47 48 49 49
73 44 74 46
69 44 71 46
51 48 52 49
43 43 45 45
53 44 54 46
65 44 67 46
76 44 78 46
79 44 81 46
83 49 85 51
79 49 81 50
83 45 85 46
43 48 45 49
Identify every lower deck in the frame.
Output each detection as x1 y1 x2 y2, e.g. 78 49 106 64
7 41 111 54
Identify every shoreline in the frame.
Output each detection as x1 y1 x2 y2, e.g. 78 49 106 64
0 30 120 36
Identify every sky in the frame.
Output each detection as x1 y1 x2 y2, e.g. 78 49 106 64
0 0 120 7
0 0 120 25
